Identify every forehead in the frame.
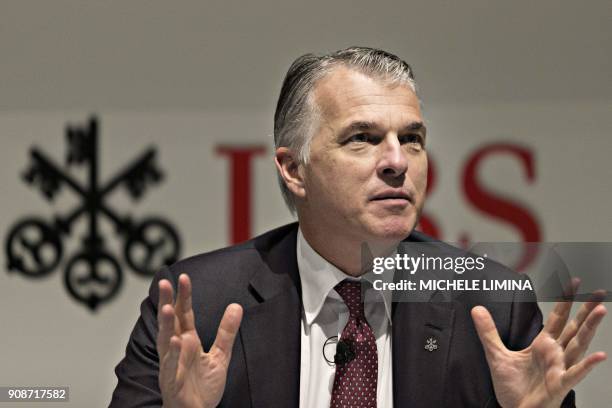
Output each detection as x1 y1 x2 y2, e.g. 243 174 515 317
312 65 422 126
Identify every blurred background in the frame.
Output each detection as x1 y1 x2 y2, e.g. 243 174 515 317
1 0 610 406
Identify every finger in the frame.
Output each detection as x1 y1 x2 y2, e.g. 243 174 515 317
586 289 608 304
543 301 573 338
157 279 175 357
212 304 244 358
531 335 565 383
175 274 196 332
561 351 607 392
157 303 176 358
177 332 201 374
564 277 580 299
158 279 175 315
471 306 506 361
564 305 607 367
160 335 182 390
543 278 580 338
159 279 182 335
558 300 603 348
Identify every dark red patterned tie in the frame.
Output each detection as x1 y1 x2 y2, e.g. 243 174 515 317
330 280 378 408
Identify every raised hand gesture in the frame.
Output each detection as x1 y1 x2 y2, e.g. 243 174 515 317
471 285 607 408
157 274 243 408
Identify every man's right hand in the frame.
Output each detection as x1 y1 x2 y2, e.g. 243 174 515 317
157 273 243 408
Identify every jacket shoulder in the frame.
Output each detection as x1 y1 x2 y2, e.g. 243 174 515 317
163 222 298 286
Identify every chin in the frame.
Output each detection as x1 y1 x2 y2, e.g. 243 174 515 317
365 216 416 242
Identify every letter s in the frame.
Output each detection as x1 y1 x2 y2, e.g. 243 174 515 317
462 143 541 272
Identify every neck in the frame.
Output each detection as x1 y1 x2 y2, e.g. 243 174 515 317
299 222 399 277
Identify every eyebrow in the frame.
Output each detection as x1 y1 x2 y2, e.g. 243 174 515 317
345 121 379 132
342 120 426 134
403 122 425 132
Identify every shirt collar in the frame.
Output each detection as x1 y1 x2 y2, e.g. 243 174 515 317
296 227 394 326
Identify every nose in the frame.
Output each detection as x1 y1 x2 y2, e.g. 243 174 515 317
377 134 408 178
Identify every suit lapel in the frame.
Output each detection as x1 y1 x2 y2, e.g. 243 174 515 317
240 226 302 408
391 234 457 407
392 297 455 407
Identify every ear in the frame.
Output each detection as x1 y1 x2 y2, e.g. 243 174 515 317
274 147 306 199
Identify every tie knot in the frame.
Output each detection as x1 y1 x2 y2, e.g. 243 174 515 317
334 280 364 318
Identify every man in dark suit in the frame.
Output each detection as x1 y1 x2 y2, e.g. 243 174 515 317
110 47 607 407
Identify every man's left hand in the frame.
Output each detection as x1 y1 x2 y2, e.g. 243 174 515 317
471 286 607 408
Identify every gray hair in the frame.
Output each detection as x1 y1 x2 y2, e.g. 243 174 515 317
273 46 419 214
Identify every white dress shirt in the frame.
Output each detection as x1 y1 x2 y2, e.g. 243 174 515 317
297 228 394 408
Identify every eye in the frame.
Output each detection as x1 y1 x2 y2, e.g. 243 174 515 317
348 133 370 143
346 133 382 144
399 133 424 147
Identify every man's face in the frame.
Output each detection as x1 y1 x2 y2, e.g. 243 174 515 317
300 66 428 244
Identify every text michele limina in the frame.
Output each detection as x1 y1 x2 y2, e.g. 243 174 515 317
373 279 533 292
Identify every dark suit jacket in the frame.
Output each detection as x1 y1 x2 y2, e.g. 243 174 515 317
110 223 575 407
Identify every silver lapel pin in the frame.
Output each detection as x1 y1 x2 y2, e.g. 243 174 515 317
424 337 438 352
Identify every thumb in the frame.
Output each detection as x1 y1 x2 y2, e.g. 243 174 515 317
471 305 506 361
